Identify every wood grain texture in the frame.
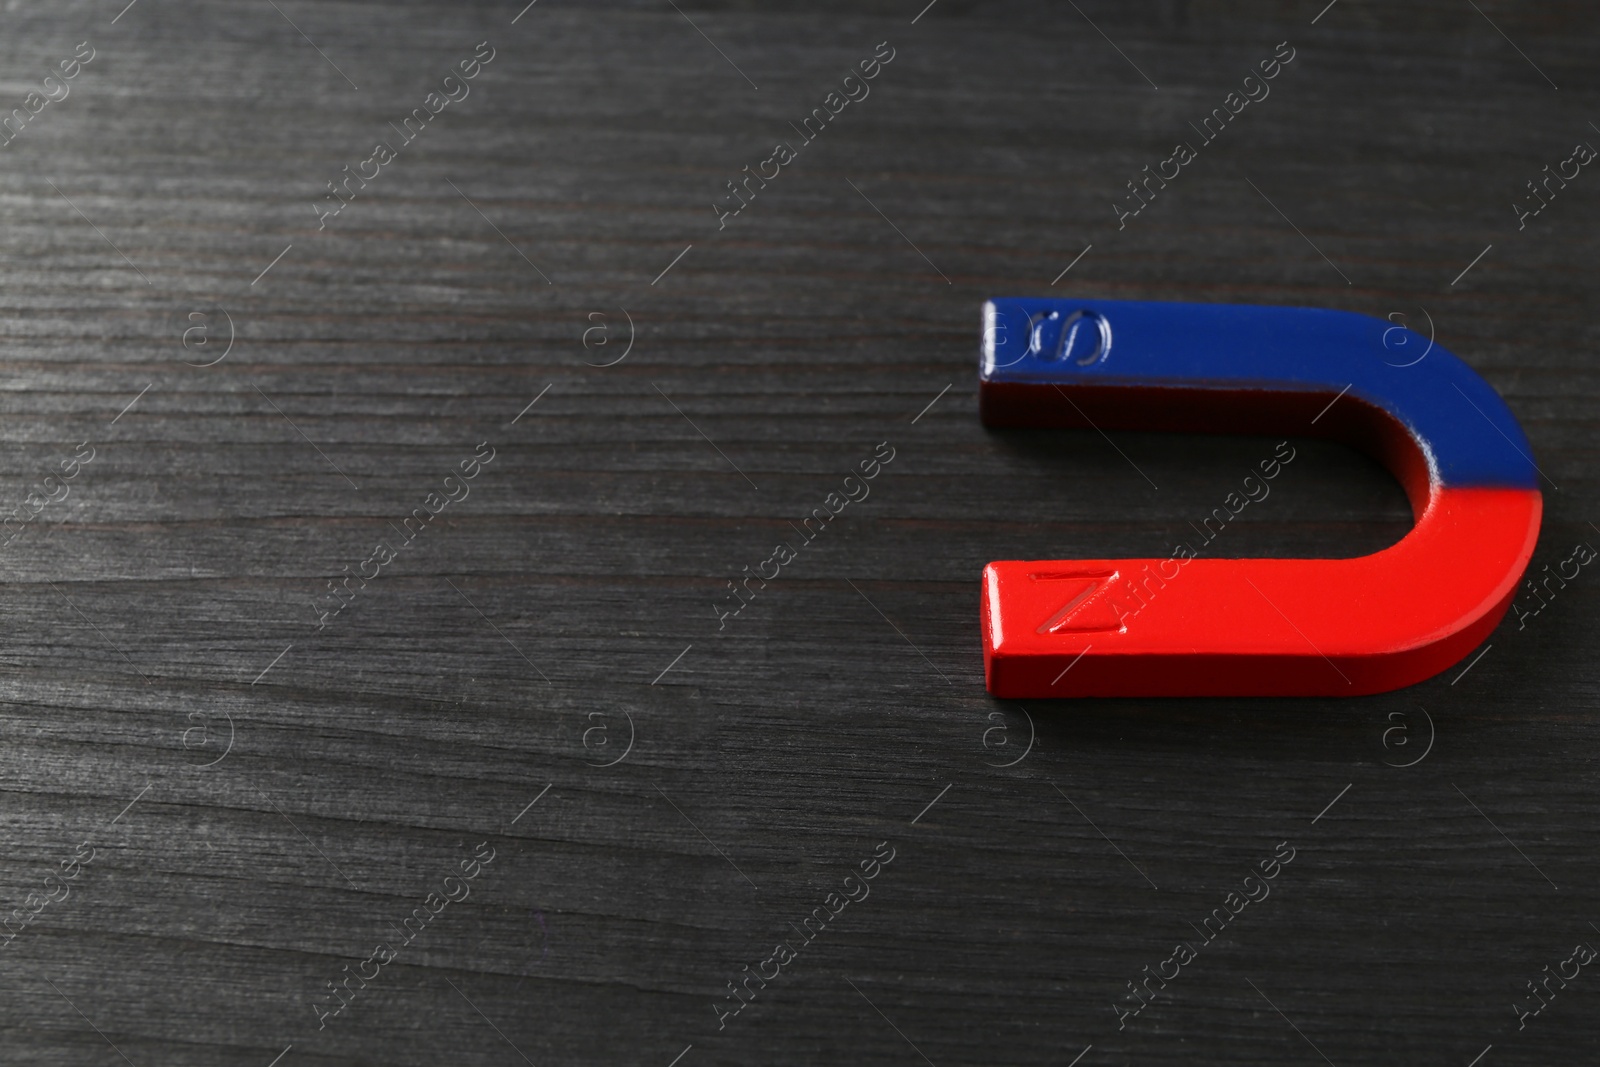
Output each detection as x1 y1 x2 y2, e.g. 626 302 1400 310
0 0 1594 1064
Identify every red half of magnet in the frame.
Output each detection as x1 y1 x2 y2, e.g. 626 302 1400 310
982 486 1541 698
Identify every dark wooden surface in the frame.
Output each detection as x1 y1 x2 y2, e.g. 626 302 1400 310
0 0 1595 1064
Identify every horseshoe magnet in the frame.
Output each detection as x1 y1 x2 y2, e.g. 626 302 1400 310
979 298 1542 698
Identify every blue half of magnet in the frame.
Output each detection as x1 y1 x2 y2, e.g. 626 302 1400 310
981 298 1538 491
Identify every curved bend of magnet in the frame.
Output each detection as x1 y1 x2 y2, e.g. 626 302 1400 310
979 298 1542 698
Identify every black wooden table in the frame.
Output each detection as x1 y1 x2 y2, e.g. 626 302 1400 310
0 1 1594 1064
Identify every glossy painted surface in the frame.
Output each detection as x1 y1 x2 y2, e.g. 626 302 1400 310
981 298 1537 490
978 298 1543 698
